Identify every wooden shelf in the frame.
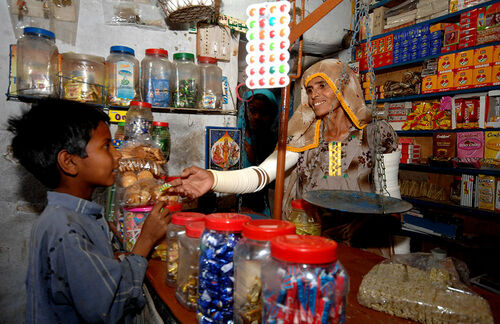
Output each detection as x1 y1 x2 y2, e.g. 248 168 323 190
399 163 500 176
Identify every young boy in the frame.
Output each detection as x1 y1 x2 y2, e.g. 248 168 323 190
8 99 170 323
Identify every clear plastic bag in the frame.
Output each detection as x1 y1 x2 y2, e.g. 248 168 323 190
357 253 494 324
122 177 174 207
102 0 166 30
118 141 166 177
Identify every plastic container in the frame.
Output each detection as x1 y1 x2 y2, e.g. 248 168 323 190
125 101 153 141
288 199 321 236
152 121 171 161
122 206 153 251
105 45 139 106
175 221 205 310
151 202 183 261
233 220 296 324
61 53 105 104
16 27 59 97
165 212 205 286
261 235 349 323
198 213 251 324
172 52 198 108
141 48 173 107
197 56 222 110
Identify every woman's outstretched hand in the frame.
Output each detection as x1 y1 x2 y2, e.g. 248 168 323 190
166 166 214 199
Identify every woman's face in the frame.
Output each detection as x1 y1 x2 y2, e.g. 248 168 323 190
306 76 338 117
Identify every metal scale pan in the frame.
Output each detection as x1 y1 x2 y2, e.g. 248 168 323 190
303 190 413 215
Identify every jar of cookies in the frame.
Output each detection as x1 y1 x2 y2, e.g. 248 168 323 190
166 212 205 286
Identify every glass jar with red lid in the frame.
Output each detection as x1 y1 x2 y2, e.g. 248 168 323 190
261 235 349 324
233 219 296 324
289 199 321 236
198 213 251 324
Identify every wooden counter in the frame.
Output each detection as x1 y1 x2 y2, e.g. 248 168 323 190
145 244 500 323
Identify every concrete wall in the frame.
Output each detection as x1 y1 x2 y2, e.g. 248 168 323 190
0 2 238 322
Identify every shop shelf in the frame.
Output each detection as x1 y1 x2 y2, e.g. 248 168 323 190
396 128 500 136
107 104 237 115
399 163 500 176
365 85 500 104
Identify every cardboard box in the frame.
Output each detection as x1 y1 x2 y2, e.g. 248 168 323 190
473 66 492 87
493 45 500 64
460 8 477 20
438 53 456 72
493 65 500 85
444 23 460 46
459 27 477 37
457 131 484 158
454 69 474 89
433 133 456 158
484 131 500 158
430 23 446 32
422 75 438 93
385 34 394 52
459 33 477 46
477 175 495 210
460 174 475 207
474 46 494 66
438 71 454 91
455 50 474 69
458 41 477 49
441 45 458 53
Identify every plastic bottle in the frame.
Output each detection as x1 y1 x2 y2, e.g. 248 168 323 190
106 45 139 106
141 48 173 107
172 52 198 108
198 56 222 109
16 27 59 97
125 101 153 141
152 121 171 161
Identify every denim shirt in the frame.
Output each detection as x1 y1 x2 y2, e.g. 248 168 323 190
26 191 148 324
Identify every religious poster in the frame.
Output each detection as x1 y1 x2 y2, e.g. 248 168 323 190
206 126 242 171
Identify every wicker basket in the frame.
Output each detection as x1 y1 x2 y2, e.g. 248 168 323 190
158 0 215 24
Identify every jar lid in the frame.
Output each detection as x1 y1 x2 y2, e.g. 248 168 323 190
146 48 168 56
166 202 183 212
110 45 135 56
118 122 126 126
24 27 55 39
205 213 251 232
171 212 205 226
153 121 169 127
291 199 311 210
242 219 296 241
270 235 338 264
123 206 154 212
129 101 152 108
166 176 179 182
62 52 105 64
173 52 195 61
198 56 217 64
186 221 205 238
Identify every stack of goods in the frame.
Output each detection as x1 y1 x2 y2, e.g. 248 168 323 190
358 254 494 324
477 3 500 45
402 101 451 130
429 132 456 166
455 98 480 128
459 9 479 49
452 173 499 211
416 0 449 23
383 71 421 98
482 130 500 168
455 131 484 168
356 35 394 71
400 178 448 200
386 102 412 128
399 138 421 164
402 208 462 238
450 0 490 13
393 25 433 64
384 0 418 32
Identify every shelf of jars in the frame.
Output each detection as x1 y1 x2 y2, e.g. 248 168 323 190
399 162 500 176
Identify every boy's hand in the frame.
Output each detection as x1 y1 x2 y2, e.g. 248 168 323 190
131 202 171 258
166 166 214 199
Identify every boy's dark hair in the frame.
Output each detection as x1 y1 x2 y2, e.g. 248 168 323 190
8 99 110 189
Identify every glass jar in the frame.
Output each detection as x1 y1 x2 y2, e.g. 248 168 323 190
166 212 205 286
141 48 173 107
151 202 183 261
16 27 59 97
176 221 205 310
172 52 198 108
289 199 321 236
198 213 251 324
261 235 349 324
152 121 171 161
233 220 296 324
125 101 153 141
61 53 105 104
197 56 222 110
106 45 139 106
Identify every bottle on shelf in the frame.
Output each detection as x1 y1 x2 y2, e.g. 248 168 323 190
141 48 173 107
197 56 222 110
106 45 140 107
172 53 199 108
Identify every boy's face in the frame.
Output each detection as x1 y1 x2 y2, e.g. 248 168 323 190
77 121 121 188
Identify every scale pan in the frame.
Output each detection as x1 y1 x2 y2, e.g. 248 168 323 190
303 190 413 214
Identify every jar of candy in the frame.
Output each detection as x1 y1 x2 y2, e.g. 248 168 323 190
122 206 153 251
125 101 153 141
151 202 183 261
197 56 222 110
198 213 251 324
112 122 126 150
16 27 59 97
289 199 321 236
233 220 296 324
141 48 173 107
176 221 205 310
261 235 349 324
61 53 105 104
166 212 205 286
172 52 198 108
106 45 139 106
152 121 171 161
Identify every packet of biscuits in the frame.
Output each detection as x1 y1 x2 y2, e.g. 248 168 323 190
118 140 166 177
121 177 177 207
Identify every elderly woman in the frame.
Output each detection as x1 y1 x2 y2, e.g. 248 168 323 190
170 59 398 244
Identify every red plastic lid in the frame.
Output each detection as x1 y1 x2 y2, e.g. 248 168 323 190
153 121 169 127
171 212 205 226
186 221 205 238
165 202 183 212
166 176 179 182
205 213 251 232
145 48 168 56
129 101 152 108
291 199 311 210
242 220 296 241
198 56 217 64
270 235 338 264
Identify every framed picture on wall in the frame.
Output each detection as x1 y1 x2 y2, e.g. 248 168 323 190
206 126 242 171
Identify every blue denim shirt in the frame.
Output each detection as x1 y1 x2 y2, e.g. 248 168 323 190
26 192 148 324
